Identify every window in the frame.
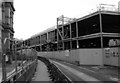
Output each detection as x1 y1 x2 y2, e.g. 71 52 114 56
102 14 120 33
78 15 100 36
78 37 101 48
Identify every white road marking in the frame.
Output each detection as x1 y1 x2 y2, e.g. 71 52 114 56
53 61 102 82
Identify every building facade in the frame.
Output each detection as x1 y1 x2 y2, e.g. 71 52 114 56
22 4 120 66
0 0 15 63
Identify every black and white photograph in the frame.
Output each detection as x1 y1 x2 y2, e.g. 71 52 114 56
0 0 120 83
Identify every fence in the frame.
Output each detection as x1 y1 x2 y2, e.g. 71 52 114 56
1 48 37 83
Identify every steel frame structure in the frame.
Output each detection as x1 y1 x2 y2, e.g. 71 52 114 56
17 4 120 66
21 4 120 51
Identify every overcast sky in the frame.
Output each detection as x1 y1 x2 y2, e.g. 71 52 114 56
13 0 119 40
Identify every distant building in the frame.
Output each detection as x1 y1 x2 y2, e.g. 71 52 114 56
0 0 15 63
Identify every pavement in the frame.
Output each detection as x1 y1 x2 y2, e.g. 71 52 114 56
31 60 52 82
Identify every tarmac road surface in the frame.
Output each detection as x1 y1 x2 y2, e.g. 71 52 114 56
51 60 119 83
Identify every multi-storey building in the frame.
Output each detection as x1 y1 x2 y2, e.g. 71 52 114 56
20 3 120 66
0 0 15 63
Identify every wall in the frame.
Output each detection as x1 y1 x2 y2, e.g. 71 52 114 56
0 0 15 63
38 48 103 66
78 49 103 65
104 47 119 66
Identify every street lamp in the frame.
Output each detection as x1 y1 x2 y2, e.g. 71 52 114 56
2 38 17 81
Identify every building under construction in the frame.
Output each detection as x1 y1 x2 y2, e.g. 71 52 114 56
18 4 120 66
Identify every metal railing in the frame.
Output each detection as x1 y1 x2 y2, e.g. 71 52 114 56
1 39 37 83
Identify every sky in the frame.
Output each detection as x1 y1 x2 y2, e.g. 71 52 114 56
13 0 119 40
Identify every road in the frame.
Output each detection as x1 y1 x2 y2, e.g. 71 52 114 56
50 60 118 83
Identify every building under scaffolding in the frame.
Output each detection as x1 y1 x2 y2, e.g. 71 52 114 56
18 4 120 66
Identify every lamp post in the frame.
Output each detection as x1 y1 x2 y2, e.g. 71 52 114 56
1 38 6 82
25 46 27 67
1 38 12 82
21 43 23 70
2 38 17 81
13 40 17 75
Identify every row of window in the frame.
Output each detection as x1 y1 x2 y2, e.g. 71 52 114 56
18 14 120 50
34 37 119 52
2 2 14 28
29 14 120 45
